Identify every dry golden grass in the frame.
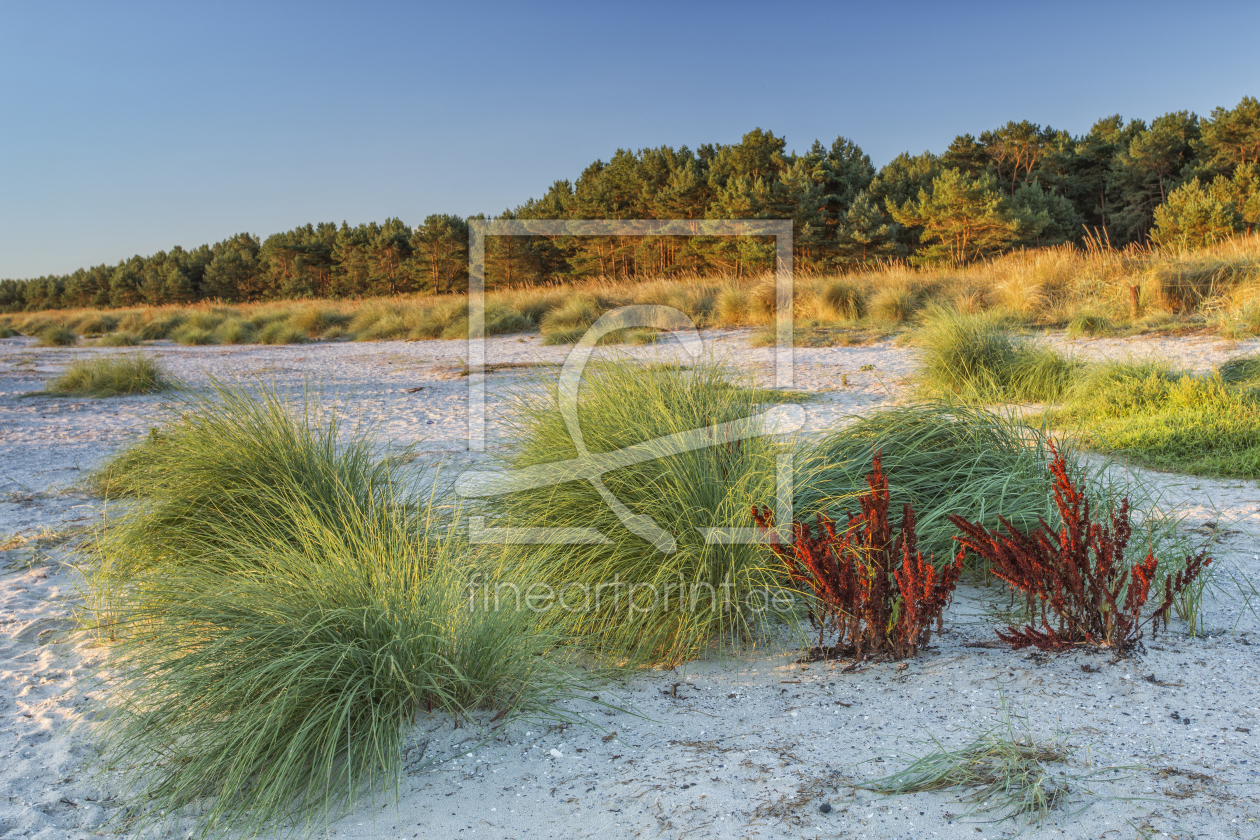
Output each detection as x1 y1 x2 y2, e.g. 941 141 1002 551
4 233 1259 345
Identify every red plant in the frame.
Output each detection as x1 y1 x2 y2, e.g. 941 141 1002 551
949 444 1211 655
753 452 962 660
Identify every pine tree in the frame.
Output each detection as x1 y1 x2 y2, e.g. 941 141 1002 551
889 170 1022 265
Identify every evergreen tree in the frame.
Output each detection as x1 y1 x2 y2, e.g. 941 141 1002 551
889 170 1023 265
1109 111 1201 242
833 192 903 264
1151 177 1242 249
1011 181 1083 246
410 215 469 293
1197 96 1260 175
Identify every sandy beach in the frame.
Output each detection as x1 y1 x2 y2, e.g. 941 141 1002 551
3 329 1259 840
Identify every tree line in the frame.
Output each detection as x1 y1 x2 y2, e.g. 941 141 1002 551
3 96 1257 313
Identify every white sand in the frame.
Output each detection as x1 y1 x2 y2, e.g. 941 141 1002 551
2 329 1259 839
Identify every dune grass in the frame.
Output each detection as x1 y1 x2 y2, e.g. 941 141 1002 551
1045 359 1260 478
87 383 578 837
1217 354 1260 386
859 697 1122 826
35 324 76 346
94 331 139 346
917 309 1079 403
34 355 169 398
6 233 1256 348
796 403 1070 564
481 360 794 665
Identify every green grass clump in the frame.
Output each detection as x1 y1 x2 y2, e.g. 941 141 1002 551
0 324 19 338
171 324 216 345
183 310 224 332
89 384 575 837
35 324 76 346
213 317 257 344
95 331 139 346
72 313 119 335
288 306 350 337
797 403 1069 563
1066 310 1111 338
870 285 922 323
859 699 1112 826
258 321 310 344
918 308 1078 402
539 294 600 341
1217 355 1260 387
540 325 589 345
408 300 468 341
485 303 532 336
821 279 867 320
38 355 169 398
1049 361 1260 477
485 361 790 665
137 314 185 340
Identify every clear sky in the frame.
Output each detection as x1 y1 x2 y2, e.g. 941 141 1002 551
2 0 1258 279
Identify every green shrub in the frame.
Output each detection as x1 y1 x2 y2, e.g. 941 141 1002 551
89 385 573 837
918 308 1078 402
821 280 867 320
171 324 216 345
485 361 789 664
39 355 169 398
0 324 18 338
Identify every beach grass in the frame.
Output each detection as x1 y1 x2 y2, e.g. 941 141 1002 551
916 308 1079 403
482 360 794 665
796 403 1070 564
34 355 169 398
7 232 1259 348
87 383 578 837
1045 360 1260 478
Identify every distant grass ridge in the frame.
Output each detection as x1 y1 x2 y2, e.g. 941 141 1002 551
8 232 1260 348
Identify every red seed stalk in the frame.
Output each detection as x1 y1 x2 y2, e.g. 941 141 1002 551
949 444 1211 655
753 452 962 660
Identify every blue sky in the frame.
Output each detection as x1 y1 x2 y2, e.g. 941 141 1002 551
2 0 1258 278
